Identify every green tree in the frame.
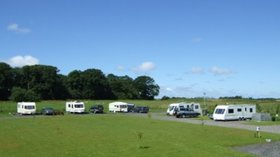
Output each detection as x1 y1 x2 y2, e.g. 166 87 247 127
0 62 13 100
20 65 68 100
81 69 113 99
134 76 160 100
9 87 41 102
67 70 83 99
67 69 114 99
107 74 137 99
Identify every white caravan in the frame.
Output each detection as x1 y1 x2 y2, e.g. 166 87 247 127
213 104 256 121
166 102 202 116
66 101 85 113
17 102 36 115
109 101 128 112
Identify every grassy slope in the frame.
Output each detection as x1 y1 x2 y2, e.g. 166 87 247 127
1 114 279 157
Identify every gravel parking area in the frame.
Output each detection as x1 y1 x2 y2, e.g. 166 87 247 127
234 141 280 157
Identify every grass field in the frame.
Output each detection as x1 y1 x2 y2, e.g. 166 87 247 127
1 114 280 157
1 98 280 114
1 99 280 156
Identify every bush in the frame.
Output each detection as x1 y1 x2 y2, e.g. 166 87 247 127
256 103 262 112
9 87 41 102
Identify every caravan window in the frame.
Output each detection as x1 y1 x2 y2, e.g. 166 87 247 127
215 109 225 114
195 105 199 109
228 109 234 114
169 106 174 111
237 108 242 112
120 105 127 108
74 104 84 108
179 106 185 110
250 108 253 113
25 106 34 109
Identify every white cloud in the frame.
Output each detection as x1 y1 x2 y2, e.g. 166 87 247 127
166 87 173 91
6 55 39 67
210 66 233 76
192 37 202 43
7 23 31 34
191 67 204 74
116 65 125 71
133 61 156 72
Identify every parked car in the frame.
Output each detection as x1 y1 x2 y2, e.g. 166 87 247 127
41 107 55 115
89 105 104 114
133 106 149 113
175 107 200 118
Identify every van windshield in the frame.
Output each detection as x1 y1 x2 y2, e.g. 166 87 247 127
215 109 225 114
74 104 84 108
25 106 35 109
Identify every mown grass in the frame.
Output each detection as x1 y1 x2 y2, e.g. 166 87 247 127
0 114 280 157
243 120 280 126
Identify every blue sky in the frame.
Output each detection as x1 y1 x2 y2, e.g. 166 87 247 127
1 0 280 98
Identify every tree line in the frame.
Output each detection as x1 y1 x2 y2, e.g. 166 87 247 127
0 62 160 101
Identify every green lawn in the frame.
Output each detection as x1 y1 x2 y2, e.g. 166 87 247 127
1 114 279 157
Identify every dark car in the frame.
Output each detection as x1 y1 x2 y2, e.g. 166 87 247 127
41 107 55 115
175 107 200 118
89 105 104 114
133 106 149 113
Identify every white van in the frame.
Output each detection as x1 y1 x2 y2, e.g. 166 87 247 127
66 101 85 113
17 102 36 115
167 102 202 116
213 104 256 121
109 101 128 112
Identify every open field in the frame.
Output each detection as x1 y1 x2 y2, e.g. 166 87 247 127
1 114 280 157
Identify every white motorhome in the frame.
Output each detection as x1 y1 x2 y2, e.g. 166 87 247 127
17 102 36 115
166 102 202 116
109 101 128 112
213 104 256 121
66 101 85 113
